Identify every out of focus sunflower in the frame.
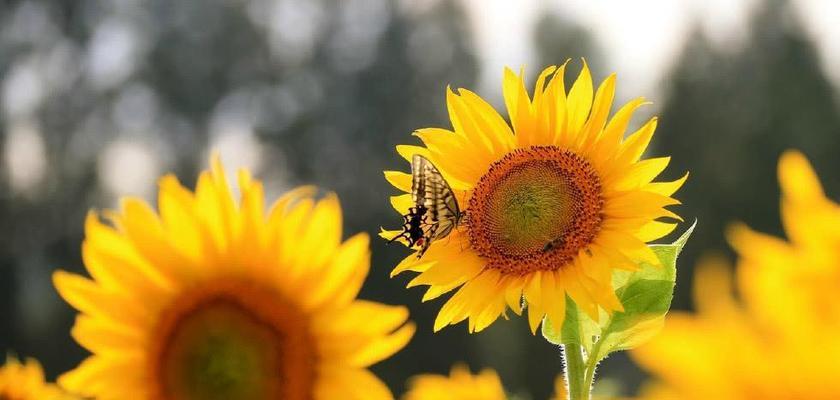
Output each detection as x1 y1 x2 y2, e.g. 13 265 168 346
0 356 76 400
550 374 568 400
403 364 506 400
53 156 415 400
384 62 684 333
403 366 570 400
632 151 840 399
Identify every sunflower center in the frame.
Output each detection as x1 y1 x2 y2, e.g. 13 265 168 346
150 280 316 400
468 146 603 275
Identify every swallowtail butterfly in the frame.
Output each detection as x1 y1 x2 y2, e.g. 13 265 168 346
389 155 464 258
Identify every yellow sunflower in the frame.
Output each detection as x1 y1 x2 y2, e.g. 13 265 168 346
402 364 506 400
0 356 77 400
550 375 568 400
384 62 684 333
632 151 840 399
53 156 415 400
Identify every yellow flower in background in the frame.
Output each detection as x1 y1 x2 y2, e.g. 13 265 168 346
53 157 415 400
385 61 684 333
403 365 569 400
403 364 507 400
0 356 77 400
632 151 840 399
550 374 568 400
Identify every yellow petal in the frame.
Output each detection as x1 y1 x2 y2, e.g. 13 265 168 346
637 221 678 242
407 254 484 288
53 271 152 328
610 156 671 191
527 300 546 334
614 117 658 168
304 233 370 309
645 172 688 197
604 190 680 221
71 315 143 355
384 170 412 192
83 213 175 295
540 272 567 331
457 88 516 153
594 97 648 165
778 150 824 203
691 254 738 315
447 87 497 158
503 67 533 140
566 60 594 137
348 322 415 366
578 74 616 152
390 194 412 214
316 367 394 400
520 66 558 146
396 145 431 163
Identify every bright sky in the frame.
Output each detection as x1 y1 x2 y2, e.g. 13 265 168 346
460 0 840 100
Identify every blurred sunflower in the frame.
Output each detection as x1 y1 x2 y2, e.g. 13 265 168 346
0 356 76 400
632 151 840 399
403 365 569 400
550 375 568 400
53 156 415 400
384 62 684 333
403 364 506 400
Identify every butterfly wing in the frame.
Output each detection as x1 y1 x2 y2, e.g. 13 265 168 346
412 155 460 241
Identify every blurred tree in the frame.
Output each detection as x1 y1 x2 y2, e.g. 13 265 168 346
618 0 840 395
534 10 605 79
0 0 480 396
528 1 840 397
251 0 480 392
655 0 840 314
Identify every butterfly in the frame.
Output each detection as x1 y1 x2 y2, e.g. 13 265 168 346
388 154 464 258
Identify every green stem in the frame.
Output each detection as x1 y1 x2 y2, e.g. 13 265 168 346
583 340 603 397
564 344 590 400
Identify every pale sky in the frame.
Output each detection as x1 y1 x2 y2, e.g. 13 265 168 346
460 0 840 100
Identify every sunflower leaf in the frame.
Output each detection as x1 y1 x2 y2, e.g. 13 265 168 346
589 220 696 363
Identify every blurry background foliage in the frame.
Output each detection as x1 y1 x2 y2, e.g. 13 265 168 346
1 0 838 398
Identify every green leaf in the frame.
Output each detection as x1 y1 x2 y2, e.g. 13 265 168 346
589 220 696 363
540 221 696 359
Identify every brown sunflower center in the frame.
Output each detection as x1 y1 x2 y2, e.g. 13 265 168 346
150 280 316 400
468 146 603 275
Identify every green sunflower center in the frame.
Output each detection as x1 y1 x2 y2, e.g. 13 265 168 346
152 281 316 400
486 162 577 255
162 301 278 400
468 146 603 275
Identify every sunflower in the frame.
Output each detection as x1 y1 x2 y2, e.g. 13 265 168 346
550 375 568 400
402 366 570 400
402 364 506 400
632 151 840 399
384 62 684 333
0 356 77 400
53 156 415 400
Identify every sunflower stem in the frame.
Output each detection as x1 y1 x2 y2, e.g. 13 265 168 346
582 338 603 396
564 344 590 400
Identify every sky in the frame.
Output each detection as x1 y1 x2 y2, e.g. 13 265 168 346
461 0 840 100
5 0 840 200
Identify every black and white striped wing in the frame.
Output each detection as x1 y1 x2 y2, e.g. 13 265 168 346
411 155 460 240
